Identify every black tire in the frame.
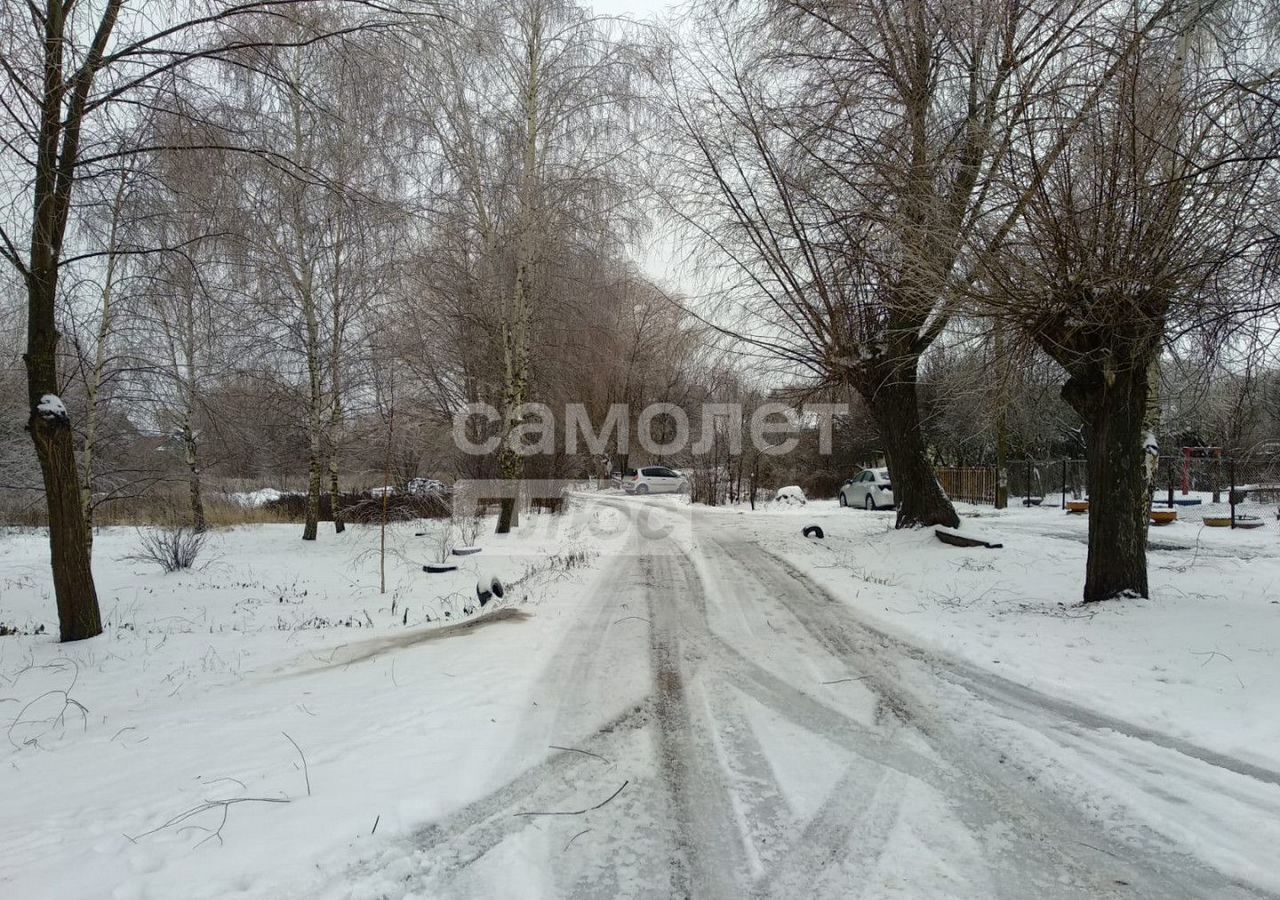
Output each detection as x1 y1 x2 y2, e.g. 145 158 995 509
635 484 649 495
476 575 505 606
864 494 875 511
838 493 847 507
803 525 824 539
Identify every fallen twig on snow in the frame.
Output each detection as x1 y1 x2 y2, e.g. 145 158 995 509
282 731 311 796
5 659 85 749
128 796 291 846
1192 649 1233 667
563 828 591 851
550 745 612 765
514 781 629 817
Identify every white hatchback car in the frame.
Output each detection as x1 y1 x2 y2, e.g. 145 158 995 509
624 465 689 495
840 468 895 510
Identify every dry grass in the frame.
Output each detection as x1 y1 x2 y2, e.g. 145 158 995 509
0 483 299 529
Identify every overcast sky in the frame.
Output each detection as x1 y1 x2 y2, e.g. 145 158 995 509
588 0 677 20
585 0 687 294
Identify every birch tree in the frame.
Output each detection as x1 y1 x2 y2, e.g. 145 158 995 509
409 0 644 528
231 11 407 540
0 0 424 640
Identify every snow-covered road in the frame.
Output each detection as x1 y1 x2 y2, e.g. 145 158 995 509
342 496 1278 899
4 497 1279 898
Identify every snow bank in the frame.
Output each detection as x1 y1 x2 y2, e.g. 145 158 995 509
773 485 806 506
227 487 293 507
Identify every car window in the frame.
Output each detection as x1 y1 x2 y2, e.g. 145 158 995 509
860 472 873 482
653 467 677 478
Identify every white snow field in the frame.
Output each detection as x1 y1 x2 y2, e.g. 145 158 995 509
1 495 1278 899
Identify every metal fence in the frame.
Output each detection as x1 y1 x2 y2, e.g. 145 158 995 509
935 466 1000 505
939 454 1280 508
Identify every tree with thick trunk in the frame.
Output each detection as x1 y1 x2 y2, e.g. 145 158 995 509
984 3 1269 599
866 359 960 528
1063 364 1153 599
14 0 124 641
665 0 1100 528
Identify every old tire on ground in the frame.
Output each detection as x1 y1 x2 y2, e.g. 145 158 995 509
476 575 506 606
803 525 824 539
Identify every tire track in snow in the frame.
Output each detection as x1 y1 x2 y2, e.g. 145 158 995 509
709 528 1273 899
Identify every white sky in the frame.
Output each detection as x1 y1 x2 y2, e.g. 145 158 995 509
588 0 678 20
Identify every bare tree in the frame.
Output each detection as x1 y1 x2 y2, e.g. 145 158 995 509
229 9 409 540
0 0 425 639
663 0 1127 528
406 0 646 525
980 0 1273 600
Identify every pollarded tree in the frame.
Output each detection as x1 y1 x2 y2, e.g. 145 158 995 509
664 0 1124 528
981 1 1273 600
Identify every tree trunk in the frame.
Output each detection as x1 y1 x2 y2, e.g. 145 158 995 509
183 423 206 533
993 322 1009 509
496 317 526 534
303 439 322 541
865 363 959 529
496 496 517 533
1063 367 1150 601
329 454 344 534
302 282 322 542
27 274 102 642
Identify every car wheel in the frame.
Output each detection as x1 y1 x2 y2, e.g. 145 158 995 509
838 493 847 507
864 494 875 511
635 484 649 495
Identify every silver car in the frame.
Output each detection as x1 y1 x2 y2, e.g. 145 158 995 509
840 468 895 510
624 465 689 495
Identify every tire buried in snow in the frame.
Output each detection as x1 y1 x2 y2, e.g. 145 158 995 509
476 574 505 606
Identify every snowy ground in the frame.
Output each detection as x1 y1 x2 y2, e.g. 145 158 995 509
1 495 1278 898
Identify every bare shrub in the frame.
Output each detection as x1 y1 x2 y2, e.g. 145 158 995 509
456 512 483 547
432 521 457 564
128 524 208 573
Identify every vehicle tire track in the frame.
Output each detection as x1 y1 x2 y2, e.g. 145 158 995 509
710 529 1272 899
